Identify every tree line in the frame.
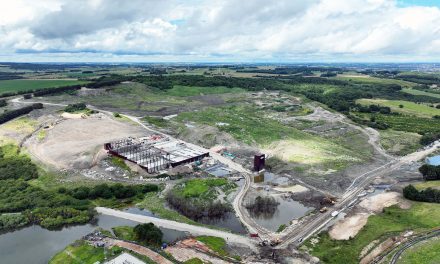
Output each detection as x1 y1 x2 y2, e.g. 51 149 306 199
0 103 43 125
419 164 440 180
403 184 440 203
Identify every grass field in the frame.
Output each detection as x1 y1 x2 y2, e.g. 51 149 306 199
49 240 106 264
164 85 244 97
402 88 440 99
113 226 136 241
181 178 229 198
306 202 440 264
195 236 228 256
399 237 440 264
414 181 440 190
354 112 440 134
357 99 440 118
0 79 88 94
379 130 421 156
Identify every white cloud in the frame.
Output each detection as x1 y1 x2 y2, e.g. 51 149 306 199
0 0 440 62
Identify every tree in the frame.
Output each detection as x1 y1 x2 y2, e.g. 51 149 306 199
133 223 163 245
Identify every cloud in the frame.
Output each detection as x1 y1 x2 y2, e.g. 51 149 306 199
30 0 170 39
0 0 440 62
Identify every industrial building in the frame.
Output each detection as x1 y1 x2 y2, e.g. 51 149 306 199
104 134 209 173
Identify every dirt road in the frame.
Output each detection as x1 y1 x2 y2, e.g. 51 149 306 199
106 238 173 264
96 207 257 250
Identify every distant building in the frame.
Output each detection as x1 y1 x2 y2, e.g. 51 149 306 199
105 252 146 264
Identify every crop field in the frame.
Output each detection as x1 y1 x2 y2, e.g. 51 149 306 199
306 202 440 264
402 88 440 99
0 79 88 93
399 237 440 264
354 112 440 134
357 99 440 118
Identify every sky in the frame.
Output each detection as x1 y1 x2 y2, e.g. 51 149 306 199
0 0 440 63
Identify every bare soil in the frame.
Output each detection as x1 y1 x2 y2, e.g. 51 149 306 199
25 113 146 170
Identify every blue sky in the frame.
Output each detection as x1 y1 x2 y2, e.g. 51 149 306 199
0 0 440 62
398 0 440 7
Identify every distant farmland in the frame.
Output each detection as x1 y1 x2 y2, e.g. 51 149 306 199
0 79 88 94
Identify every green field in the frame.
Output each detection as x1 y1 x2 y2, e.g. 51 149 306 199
357 99 440 118
414 181 440 190
181 178 229 198
402 88 440 99
49 240 106 264
0 79 88 94
398 237 440 264
196 236 228 256
379 130 421 156
306 202 440 264
354 112 440 134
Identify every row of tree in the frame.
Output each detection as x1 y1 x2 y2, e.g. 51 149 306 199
403 184 440 203
61 183 158 200
419 164 440 180
0 103 43 125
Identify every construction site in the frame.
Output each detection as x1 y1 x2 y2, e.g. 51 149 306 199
104 135 209 173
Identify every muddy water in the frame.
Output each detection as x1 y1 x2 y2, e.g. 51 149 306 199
250 191 314 232
0 212 186 264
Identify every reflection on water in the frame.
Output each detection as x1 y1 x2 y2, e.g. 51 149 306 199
0 212 187 264
198 212 247 234
250 192 313 232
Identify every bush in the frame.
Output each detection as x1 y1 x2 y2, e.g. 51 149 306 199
403 184 440 203
64 103 87 113
133 223 163 245
419 164 440 180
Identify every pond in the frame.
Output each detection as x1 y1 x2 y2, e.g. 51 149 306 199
0 211 187 264
249 191 314 232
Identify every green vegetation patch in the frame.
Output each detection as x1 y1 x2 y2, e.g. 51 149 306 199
357 99 440 118
109 156 131 171
379 130 421 156
0 79 87 94
137 192 198 225
306 202 440 264
165 85 245 97
113 226 136 241
399 237 440 264
49 240 106 264
403 88 440 99
196 236 228 256
142 116 169 128
181 178 230 198
414 181 440 191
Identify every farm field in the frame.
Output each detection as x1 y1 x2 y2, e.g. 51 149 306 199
356 99 440 118
0 79 88 93
354 112 440 134
306 202 440 264
402 88 440 99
